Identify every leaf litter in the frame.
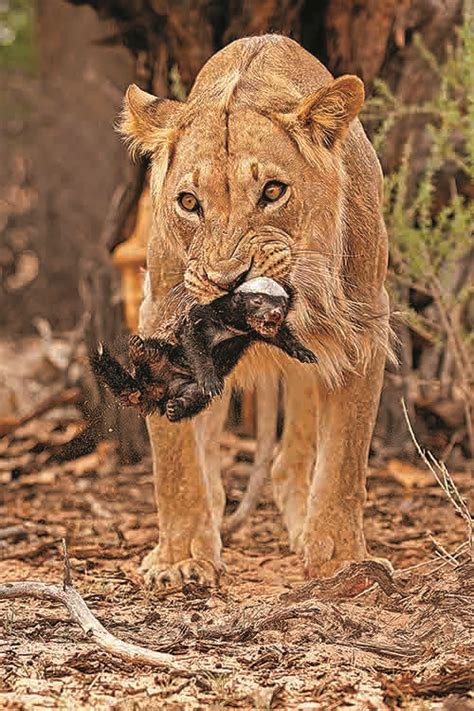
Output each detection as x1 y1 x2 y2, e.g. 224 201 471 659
0 405 472 709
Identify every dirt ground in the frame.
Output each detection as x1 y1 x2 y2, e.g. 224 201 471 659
0 408 473 710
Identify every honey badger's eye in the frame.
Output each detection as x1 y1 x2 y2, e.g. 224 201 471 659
260 181 287 204
178 192 200 212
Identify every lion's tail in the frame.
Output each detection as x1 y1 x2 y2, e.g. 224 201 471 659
222 371 278 536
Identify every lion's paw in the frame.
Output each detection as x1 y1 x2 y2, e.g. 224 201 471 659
144 558 219 591
313 555 393 578
140 544 161 574
303 520 393 586
305 552 393 594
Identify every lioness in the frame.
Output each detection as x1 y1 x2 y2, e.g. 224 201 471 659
120 35 390 588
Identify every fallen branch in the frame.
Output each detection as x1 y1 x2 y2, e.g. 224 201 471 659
0 525 28 541
279 560 407 603
0 522 45 542
0 541 191 674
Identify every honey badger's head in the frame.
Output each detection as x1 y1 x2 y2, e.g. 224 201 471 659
229 277 292 338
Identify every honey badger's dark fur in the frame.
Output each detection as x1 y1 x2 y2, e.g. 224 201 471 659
91 281 317 422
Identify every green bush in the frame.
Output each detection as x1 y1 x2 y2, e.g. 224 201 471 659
0 0 35 71
362 12 473 451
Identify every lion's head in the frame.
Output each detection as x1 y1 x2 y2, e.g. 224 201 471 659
121 35 387 385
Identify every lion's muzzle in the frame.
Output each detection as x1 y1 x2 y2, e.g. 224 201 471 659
184 229 293 303
205 256 251 291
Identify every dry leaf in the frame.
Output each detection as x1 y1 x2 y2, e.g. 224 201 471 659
384 459 433 488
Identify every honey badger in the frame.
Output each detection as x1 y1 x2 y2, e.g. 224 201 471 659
91 277 317 422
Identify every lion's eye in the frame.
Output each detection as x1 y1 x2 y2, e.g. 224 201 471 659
261 181 287 204
178 193 200 212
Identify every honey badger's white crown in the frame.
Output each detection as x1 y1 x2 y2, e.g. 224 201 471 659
235 277 288 299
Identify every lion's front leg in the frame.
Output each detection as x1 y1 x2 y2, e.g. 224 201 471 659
271 360 318 553
303 344 388 578
141 407 224 589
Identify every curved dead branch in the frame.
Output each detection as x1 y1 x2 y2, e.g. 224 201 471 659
0 542 193 674
0 579 192 673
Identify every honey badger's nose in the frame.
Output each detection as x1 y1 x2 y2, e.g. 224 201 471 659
264 308 283 325
206 258 250 291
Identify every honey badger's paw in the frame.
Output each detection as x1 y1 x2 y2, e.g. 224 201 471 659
292 346 318 364
166 398 186 422
128 334 147 363
199 372 224 399
143 558 220 590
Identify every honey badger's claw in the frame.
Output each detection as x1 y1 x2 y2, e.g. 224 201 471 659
128 335 147 363
199 374 224 399
166 398 185 421
295 348 318 364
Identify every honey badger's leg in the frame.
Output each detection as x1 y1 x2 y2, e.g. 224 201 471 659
303 342 389 577
139 268 222 590
270 325 318 364
271 361 319 553
166 385 211 421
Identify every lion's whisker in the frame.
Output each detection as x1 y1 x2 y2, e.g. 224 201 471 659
292 248 367 258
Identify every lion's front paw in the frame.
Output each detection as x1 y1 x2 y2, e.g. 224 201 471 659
303 520 392 584
144 558 220 590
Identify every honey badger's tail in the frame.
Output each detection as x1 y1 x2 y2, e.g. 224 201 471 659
89 343 139 398
222 370 279 536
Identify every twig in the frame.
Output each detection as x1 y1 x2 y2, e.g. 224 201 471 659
62 538 72 589
402 398 473 559
426 542 470 575
428 535 460 566
0 543 193 674
394 541 470 576
0 525 29 541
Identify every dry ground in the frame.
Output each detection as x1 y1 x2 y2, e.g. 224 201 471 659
0 411 473 710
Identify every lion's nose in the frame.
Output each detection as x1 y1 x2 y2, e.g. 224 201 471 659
205 258 250 291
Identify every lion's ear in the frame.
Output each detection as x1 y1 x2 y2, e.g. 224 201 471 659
278 75 364 149
118 84 183 159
